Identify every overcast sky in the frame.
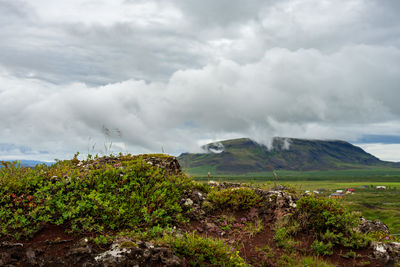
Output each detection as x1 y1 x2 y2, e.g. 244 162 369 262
1 0 400 162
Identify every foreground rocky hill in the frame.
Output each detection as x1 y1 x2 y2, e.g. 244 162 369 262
0 154 399 266
178 137 400 175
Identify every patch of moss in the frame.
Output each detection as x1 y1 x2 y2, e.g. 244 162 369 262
119 241 138 248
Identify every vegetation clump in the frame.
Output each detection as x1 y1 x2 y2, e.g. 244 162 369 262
206 187 262 210
161 232 249 266
273 227 298 252
278 195 370 256
1 155 396 266
0 154 192 239
296 196 359 234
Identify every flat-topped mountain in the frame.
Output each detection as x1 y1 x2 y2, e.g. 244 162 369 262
178 137 399 175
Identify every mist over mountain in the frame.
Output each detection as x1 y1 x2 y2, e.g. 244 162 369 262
178 137 400 175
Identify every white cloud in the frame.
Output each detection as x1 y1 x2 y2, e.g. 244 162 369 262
358 143 400 162
27 0 183 27
1 0 400 160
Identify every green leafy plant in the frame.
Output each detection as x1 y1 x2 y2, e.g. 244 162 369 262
206 187 262 210
296 196 359 234
294 196 370 250
299 256 336 267
341 250 361 259
161 232 249 266
256 244 276 259
274 227 298 252
93 235 110 245
277 252 299 267
244 218 264 237
270 195 371 259
0 154 193 239
311 240 333 256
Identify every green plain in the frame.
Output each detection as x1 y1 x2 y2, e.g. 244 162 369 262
191 169 400 234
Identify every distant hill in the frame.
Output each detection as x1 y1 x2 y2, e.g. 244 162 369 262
178 137 400 175
0 160 54 168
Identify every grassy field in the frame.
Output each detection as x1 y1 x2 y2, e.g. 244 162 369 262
283 181 400 235
192 171 400 235
190 167 400 182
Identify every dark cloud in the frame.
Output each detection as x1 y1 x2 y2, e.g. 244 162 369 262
171 0 267 26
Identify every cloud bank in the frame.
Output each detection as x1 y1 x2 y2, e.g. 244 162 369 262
1 0 400 161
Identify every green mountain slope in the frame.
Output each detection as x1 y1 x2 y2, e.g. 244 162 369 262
178 137 400 175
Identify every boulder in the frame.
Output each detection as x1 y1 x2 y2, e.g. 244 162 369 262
94 239 182 267
357 218 390 234
371 241 400 265
142 155 182 176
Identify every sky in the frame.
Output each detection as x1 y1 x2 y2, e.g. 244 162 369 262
1 0 400 162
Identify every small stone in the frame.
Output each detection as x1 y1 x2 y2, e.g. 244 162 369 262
161 254 182 267
26 247 37 265
145 242 154 249
183 198 193 207
143 249 151 259
69 246 92 255
136 241 146 249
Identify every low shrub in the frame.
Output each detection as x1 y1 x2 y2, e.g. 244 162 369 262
274 227 298 252
0 155 193 239
206 187 262 210
341 250 361 259
311 240 333 256
244 218 264 237
296 196 359 235
162 232 249 266
299 256 336 267
274 195 370 254
256 244 276 259
273 252 336 267
277 253 299 267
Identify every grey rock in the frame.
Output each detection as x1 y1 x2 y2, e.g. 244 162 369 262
69 246 92 255
161 253 182 267
357 217 390 234
205 222 220 232
372 241 391 264
94 239 181 266
136 240 146 249
143 249 151 259
26 247 37 265
0 242 23 248
371 241 400 265
273 185 288 191
183 198 194 207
